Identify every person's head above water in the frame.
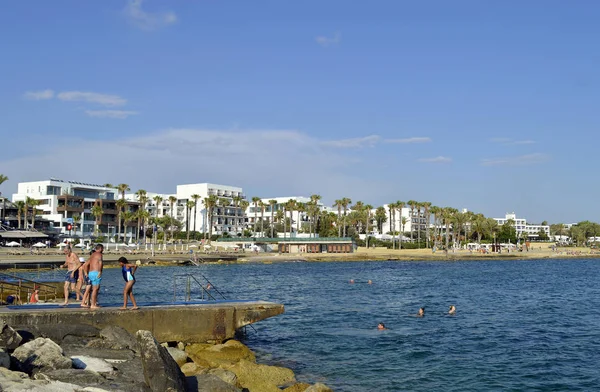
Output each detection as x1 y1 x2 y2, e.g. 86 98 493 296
377 323 386 330
418 307 425 317
448 305 456 314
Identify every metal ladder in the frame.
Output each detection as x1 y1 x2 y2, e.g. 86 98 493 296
0 271 59 304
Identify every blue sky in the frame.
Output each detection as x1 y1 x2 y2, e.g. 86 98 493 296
1 0 599 223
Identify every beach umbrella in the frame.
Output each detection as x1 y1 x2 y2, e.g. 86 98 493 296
74 243 85 248
5 241 21 247
32 242 47 248
57 243 68 248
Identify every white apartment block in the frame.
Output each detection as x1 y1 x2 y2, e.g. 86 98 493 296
128 183 246 236
12 178 138 239
376 204 426 238
494 212 550 239
246 196 326 237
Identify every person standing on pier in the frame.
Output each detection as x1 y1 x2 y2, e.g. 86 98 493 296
86 244 104 309
118 257 139 310
60 246 81 305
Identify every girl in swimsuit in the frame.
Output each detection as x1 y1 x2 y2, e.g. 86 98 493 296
118 257 139 310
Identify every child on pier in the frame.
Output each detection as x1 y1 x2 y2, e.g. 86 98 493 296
118 257 139 310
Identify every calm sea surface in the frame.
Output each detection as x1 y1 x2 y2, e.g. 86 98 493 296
35 258 600 391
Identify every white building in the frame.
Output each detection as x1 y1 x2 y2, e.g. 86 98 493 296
494 212 550 239
12 178 139 239
375 204 426 239
128 183 246 236
245 196 326 237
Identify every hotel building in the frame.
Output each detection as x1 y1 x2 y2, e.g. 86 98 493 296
12 179 140 239
493 212 550 239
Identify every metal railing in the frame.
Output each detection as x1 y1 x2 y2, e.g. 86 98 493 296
172 272 226 302
0 271 58 304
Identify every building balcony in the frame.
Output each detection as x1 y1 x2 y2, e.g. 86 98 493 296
57 205 84 213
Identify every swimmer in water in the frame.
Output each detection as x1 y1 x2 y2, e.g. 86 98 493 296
368 280 372 284
417 307 425 317
448 305 456 315
377 323 387 330
349 279 355 284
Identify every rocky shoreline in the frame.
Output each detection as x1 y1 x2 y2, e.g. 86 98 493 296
0 320 331 392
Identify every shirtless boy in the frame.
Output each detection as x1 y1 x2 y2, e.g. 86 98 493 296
60 246 81 305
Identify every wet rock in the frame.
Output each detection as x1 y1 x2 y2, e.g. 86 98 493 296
186 374 242 392
11 338 72 374
304 383 333 392
136 330 186 392
84 325 138 351
282 383 311 392
71 355 115 373
226 359 296 392
0 348 10 368
0 366 91 391
0 321 22 350
166 347 188 367
186 340 255 367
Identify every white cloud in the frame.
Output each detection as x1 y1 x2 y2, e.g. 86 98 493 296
85 110 139 119
125 0 177 31
57 91 127 106
418 156 452 163
385 137 432 144
490 138 536 145
316 32 341 47
482 153 549 166
23 90 54 100
0 128 391 204
321 135 380 148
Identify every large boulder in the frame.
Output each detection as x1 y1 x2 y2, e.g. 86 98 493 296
33 368 107 386
166 347 188 367
186 340 255 368
0 321 22 350
136 330 186 392
100 326 138 351
0 348 10 368
226 359 296 392
11 338 72 374
186 374 242 392
17 324 99 344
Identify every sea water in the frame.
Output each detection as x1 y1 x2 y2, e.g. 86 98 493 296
52 259 600 391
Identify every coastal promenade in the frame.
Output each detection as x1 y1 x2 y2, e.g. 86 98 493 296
0 245 598 266
0 300 284 343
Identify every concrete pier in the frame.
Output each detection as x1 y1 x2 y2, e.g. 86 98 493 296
0 300 284 343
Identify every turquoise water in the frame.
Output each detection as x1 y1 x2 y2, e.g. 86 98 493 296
46 259 600 391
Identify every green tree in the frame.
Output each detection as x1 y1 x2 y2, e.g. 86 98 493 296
191 194 201 240
251 196 261 234
375 206 387 234
0 174 8 223
269 200 277 238
91 203 104 236
168 196 178 242
116 199 127 243
497 219 517 243
15 201 25 229
333 199 343 237
185 200 195 242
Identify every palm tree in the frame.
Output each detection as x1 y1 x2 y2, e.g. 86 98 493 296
415 202 422 248
117 183 130 200
15 201 24 229
333 199 343 237
72 213 82 238
204 195 218 242
91 203 104 236
24 197 33 230
341 198 352 237
400 216 408 249
116 199 127 244
191 194 201 240
285 199 297 237
239 199 249 236
137 209 150 245
388 203 396 249
422 201 432 248
0 174 8 223
429 206 441 249
364 204 373 248
185 200 195 242
29 199 40 230
395 201 405 245
471 213 486 244
407 200 417 243
259 200 266 236
375 206 387 235
310 194 322 237
251 197 261 234
168 196 178 242
269 200 277 238
295 202 305 234
152 195 163 246
135 189 148 242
